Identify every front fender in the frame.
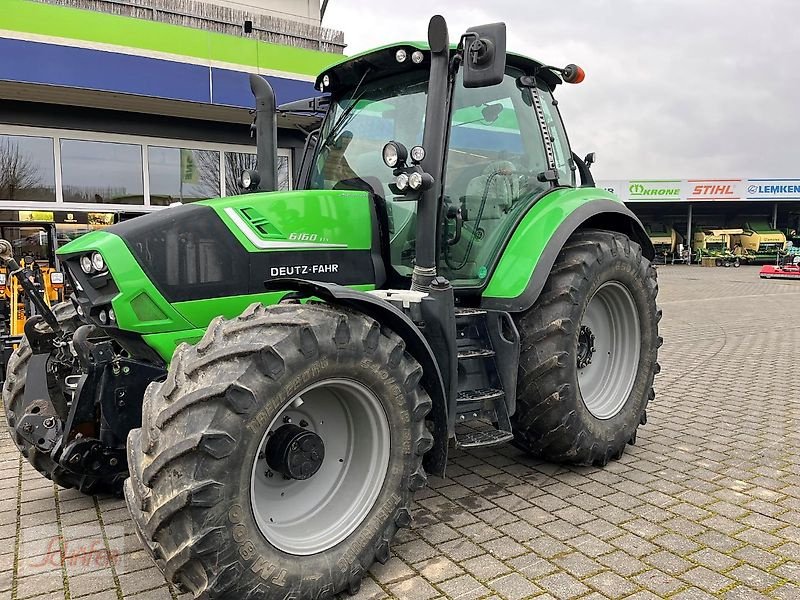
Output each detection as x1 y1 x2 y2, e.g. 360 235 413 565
481 188 653 313
263 278 449 477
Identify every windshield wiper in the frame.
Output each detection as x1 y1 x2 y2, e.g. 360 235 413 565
319 68 372 150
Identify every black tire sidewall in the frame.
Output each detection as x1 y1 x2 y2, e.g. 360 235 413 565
159 310 427 598
567 248 658 444
222 356 413 595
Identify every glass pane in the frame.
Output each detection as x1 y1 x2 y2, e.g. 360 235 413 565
442 71 550 286
224 153 289 196
0 225 51 262
58 219 115 245
148 147 220 205
61 139 144 205
538 90 574 185
307 72 429 276
0 135 56 202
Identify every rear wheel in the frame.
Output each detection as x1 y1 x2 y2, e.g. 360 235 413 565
512 229 661 466
125 303 432 599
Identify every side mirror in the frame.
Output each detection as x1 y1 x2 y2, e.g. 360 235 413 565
462 22 507 88
584 152 597 169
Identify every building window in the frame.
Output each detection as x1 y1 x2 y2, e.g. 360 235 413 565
60 139 144 205
0 135 56 202
148 147 221 205
224 152 290 196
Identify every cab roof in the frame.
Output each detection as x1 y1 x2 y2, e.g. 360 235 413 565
315 42 562 95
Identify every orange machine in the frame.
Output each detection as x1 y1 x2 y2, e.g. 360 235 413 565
0 222 64 338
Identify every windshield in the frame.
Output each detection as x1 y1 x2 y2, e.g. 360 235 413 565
310 72 427 196
308 71 427 273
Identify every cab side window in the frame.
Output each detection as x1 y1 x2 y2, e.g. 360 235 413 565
441 70 551 285
537 88 574 186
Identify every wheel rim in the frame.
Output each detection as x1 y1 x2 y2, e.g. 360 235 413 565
577 281 641 419
250 378 390 555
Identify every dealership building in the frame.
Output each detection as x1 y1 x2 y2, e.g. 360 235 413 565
598 179 800 251
0 0 342 240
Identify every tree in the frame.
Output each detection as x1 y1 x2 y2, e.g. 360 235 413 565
0 138 41 200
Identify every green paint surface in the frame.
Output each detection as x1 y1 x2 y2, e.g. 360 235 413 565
201 189 374 252
57 231 193 334
482 187 622 300
58 189 379 363
3 0 340 76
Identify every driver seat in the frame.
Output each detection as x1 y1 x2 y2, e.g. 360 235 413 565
463 160 520 229
446 161 520 273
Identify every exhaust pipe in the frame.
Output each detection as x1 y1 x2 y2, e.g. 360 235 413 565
249 74 278 192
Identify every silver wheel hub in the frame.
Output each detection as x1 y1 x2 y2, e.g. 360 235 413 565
577 281 641 420
250 378 391 556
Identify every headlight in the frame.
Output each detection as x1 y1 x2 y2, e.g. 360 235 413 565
322 74 330 87
410 146 426 163
382 142 407 168
395 49 407 63
108 308 116 323
99 310 108 325
241 169 260 191
408 172 424 190
91 252 105 272
50 272 64 285
80 255 93 274
396 173 409 191
412 51 424 64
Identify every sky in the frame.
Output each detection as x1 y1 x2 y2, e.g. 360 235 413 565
323 0 800 180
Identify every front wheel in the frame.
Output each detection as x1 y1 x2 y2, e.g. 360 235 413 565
125 303 432 599
512 229 661 466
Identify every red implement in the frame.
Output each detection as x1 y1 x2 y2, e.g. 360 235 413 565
760 264 800 279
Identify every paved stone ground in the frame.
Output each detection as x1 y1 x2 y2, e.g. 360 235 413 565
2 265 800 600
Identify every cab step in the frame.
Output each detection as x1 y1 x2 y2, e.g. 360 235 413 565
457 428 514 449
457 388 504 403
457 349 496 360
454 307 487 318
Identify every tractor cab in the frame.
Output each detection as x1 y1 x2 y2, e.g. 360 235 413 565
302 37 581 290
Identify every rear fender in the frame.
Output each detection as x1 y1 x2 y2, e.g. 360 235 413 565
482 189 653 313
263 278 449 476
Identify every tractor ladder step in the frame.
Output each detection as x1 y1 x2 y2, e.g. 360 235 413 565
454 307 487 318
457 349 496 360
457 388 504 403
457 428 514 449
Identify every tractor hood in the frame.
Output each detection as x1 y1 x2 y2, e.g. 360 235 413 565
57 189 382 339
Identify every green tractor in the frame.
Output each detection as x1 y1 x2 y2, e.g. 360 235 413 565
2 16 661 600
